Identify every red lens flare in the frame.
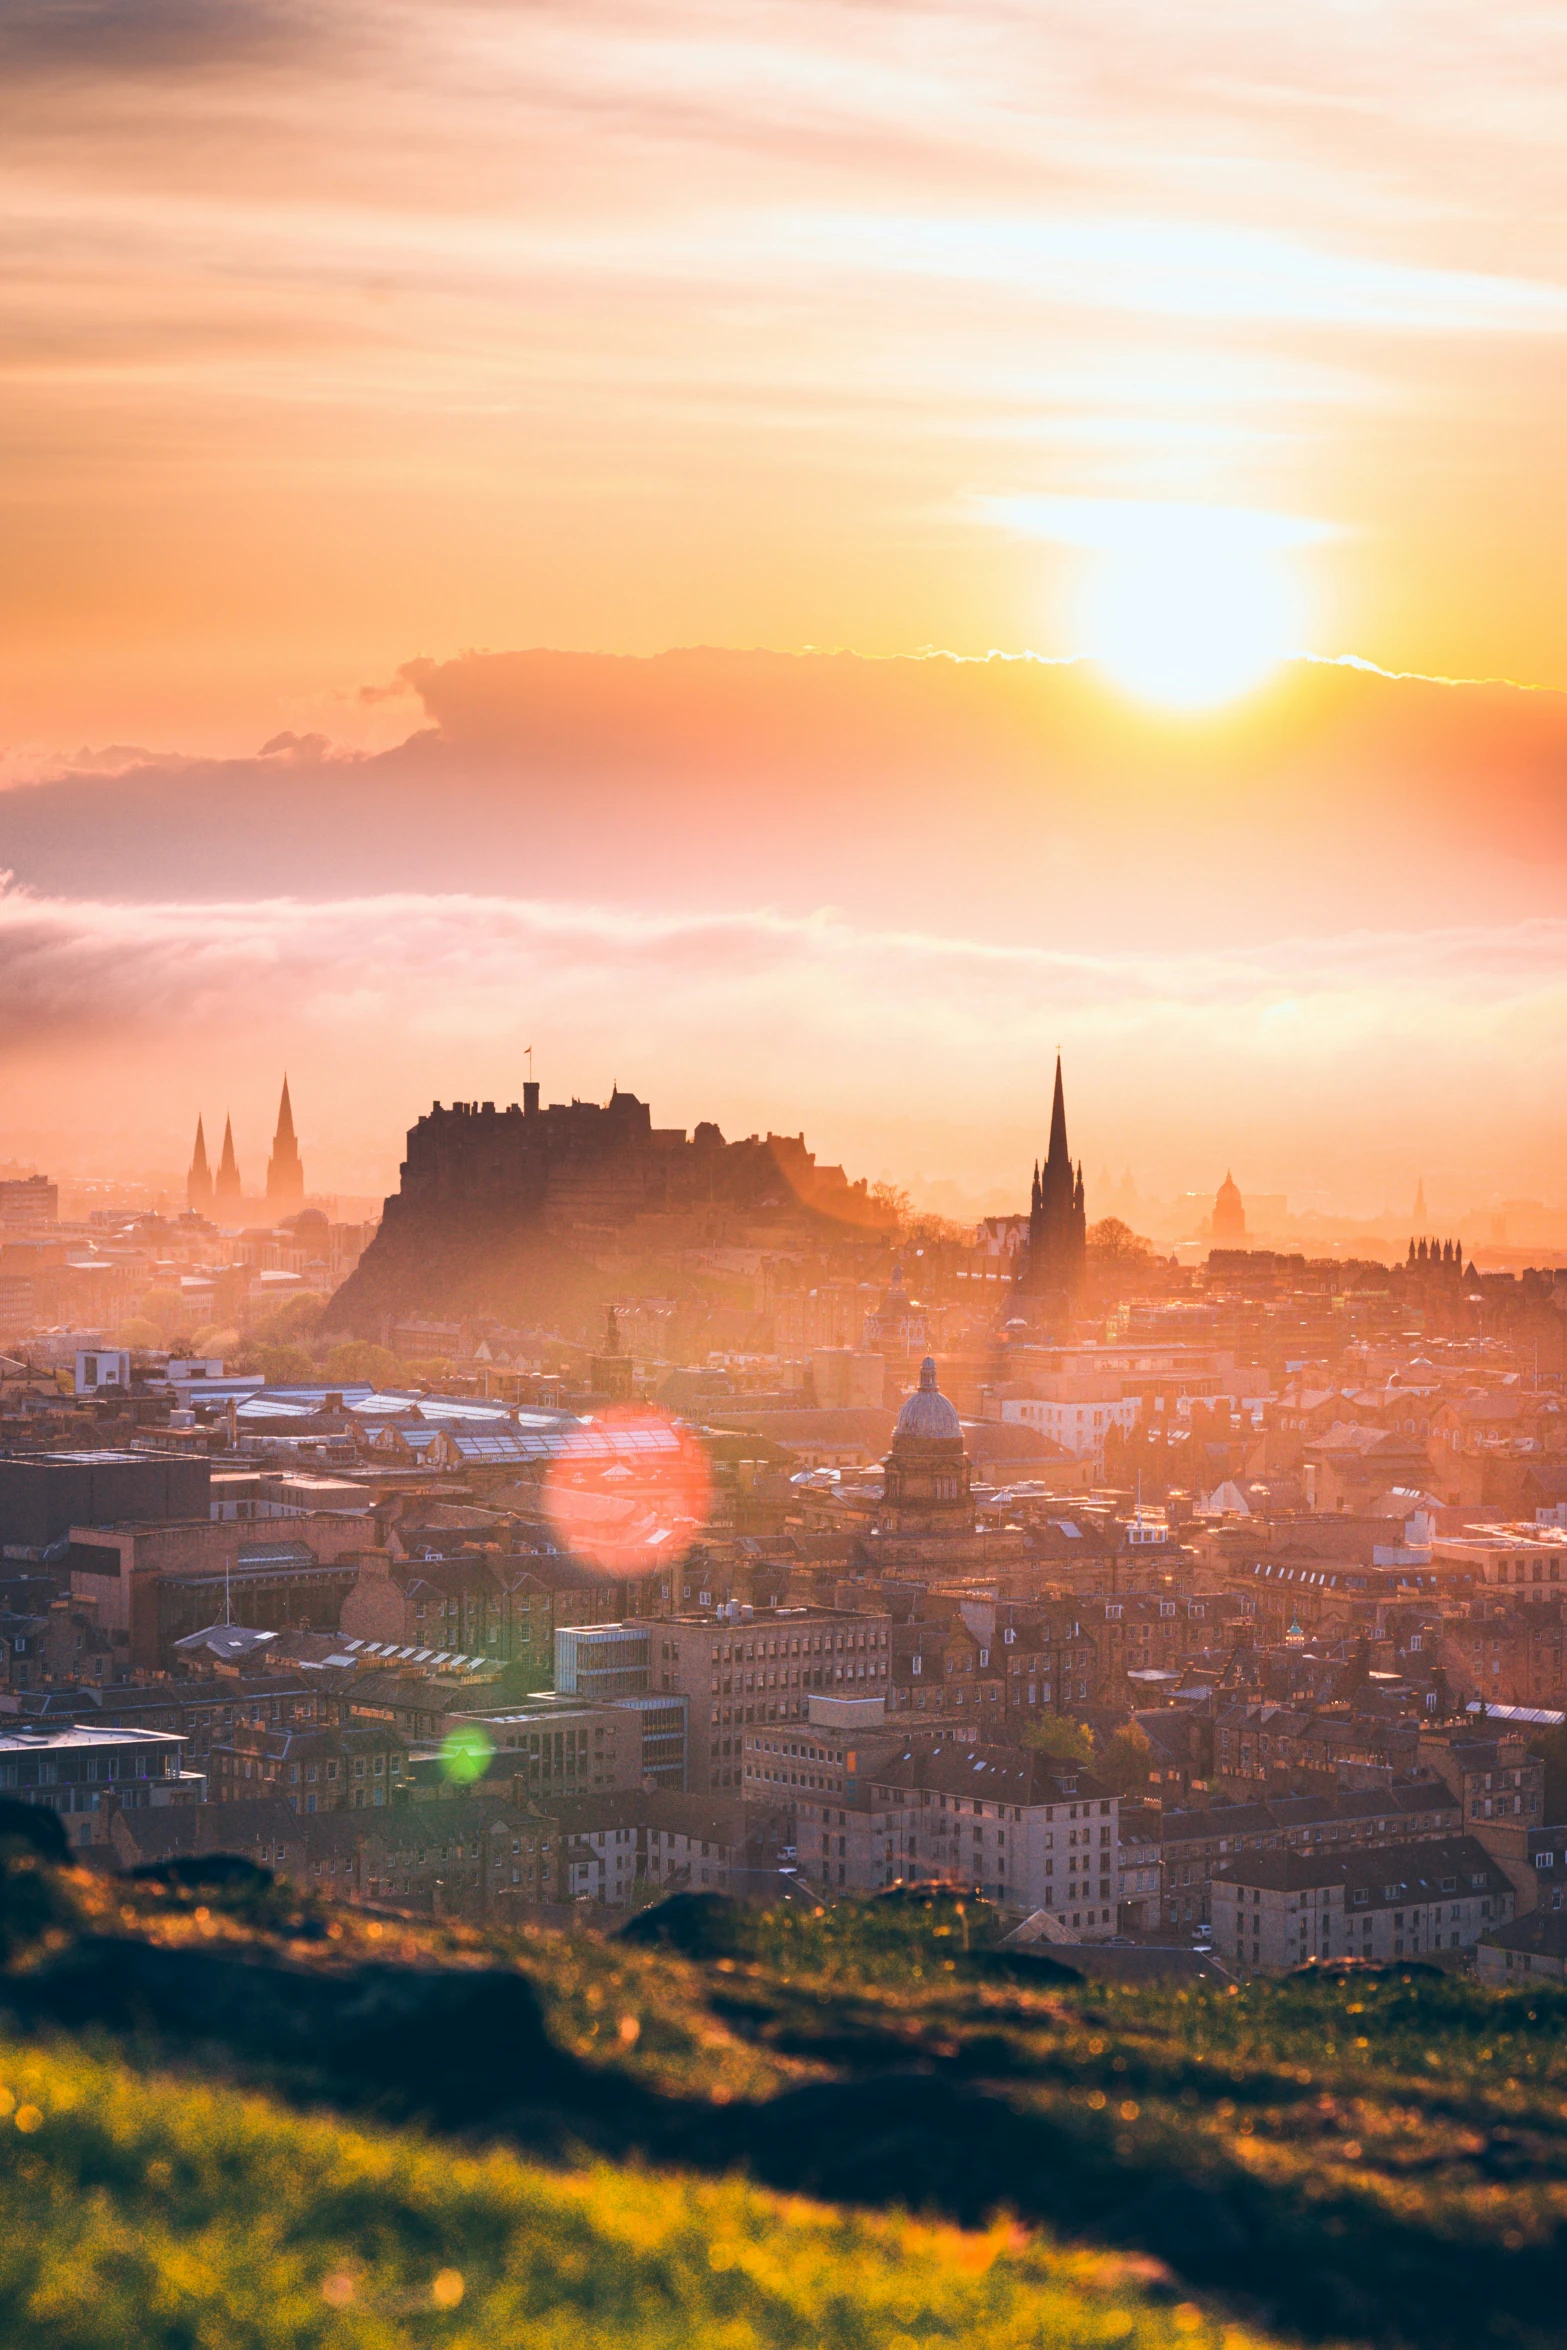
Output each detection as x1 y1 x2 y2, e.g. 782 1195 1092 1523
541 1405 713 1578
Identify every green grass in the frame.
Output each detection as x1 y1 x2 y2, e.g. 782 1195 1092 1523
0 2032 1250 2350
12 1866 1567 2348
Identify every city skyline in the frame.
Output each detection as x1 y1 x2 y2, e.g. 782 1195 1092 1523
2 5 1564 1217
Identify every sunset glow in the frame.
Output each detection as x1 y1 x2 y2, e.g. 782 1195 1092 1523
0 0 1564 1216
1023 500 1321 709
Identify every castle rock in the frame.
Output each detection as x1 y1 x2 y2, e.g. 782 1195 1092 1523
326 1082 889 1338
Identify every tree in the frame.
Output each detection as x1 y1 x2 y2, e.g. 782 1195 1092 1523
1021 1715 1095 1767
1087 1217 1153 1264
870 1181 912 1230
135 1287 188 1343
250 1294 326 1348
1099 1721 1155 1794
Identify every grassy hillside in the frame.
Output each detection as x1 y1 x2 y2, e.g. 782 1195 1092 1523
0 2031 1244 2350
1 1849 1565 2349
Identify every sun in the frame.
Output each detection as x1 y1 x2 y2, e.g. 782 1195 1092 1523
1080 524 1299 710
983 495 1330 712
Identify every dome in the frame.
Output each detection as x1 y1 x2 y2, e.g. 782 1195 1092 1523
1212 1167 1246 1243
894 1356 962 1442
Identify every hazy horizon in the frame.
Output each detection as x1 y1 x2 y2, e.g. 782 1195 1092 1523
3 2 1564 1228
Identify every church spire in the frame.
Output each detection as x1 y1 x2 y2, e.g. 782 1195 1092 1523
1019 1055 1087 1312
1046 1053 1069 1173
266 1074 305 1210
186 1115 213 1216
214 1114 242 1208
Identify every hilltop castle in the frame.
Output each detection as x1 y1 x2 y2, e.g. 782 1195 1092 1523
326 1081 890 1336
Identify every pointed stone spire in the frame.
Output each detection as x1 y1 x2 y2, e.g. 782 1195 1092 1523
1046 1053 1069 1173
1413 1175 1428 1229
266 1074 305 1210
1020 1054 1086 1311
214 1114 242 1207
186 1115 213 1215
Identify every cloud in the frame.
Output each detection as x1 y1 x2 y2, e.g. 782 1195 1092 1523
3 878 1565 1203
0 0 321 77
3 649 1567 949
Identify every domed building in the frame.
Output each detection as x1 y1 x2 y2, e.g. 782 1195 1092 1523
876 1357 973 1536
1212 1170 1246 1245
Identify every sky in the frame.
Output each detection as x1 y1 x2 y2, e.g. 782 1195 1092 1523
1 1 1565 1218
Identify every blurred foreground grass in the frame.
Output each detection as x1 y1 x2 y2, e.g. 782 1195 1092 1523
0 2029 1250 2350
9 1865 1567 2347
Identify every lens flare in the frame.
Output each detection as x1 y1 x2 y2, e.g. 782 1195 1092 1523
439 1722 494 1786
542 1406 713 1578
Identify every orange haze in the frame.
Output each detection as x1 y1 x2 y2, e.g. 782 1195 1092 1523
1 5 1565 1217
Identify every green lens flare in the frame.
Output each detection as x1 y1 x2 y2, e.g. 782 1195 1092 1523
439 1723 494 1786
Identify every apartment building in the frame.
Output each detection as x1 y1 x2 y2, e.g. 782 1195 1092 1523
445 1693 688 1797
552 1791 747 1905
1157 1779 1463 1930
557 1603 892 1794
1434 1526 1567 1602
1440 1603 1567 1709
802 1741 1121 1935
742 1689 976 1806
1117 1799 1163 1929
1213 1836 1512 1972
209 1718 407 1811
0 1720 199 1846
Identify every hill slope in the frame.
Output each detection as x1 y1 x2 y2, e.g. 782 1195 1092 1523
1 1848 1564 2349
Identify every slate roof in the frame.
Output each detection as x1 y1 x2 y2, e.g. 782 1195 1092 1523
871 1742 1114 1807
1212 1833 1509 1903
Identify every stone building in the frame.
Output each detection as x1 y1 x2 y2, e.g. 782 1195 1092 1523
1213 1835 1511 1972
876 1358 972 1536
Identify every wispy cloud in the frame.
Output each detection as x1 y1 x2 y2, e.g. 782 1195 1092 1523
3 881 1564 1200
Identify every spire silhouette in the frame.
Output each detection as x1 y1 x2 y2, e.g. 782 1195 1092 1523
1046 1054 1069 1171
1020 1055 1087 1312
186 1115 213 1215
214 1114 242 1207
266 1074 305 1210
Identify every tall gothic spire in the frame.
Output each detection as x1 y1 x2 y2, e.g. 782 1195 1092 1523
214 1114 242 1206
186 1115 213 1215
266 1074 305 1210
1019 1055 1087 1310
1046 1053 1069 1173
